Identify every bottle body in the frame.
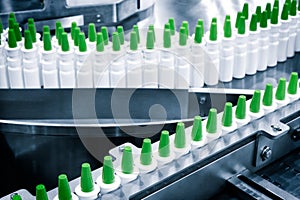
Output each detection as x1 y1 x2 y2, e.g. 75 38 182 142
126 50 143 88
277 19 290 62
219 37 234 82
143 49 158 88
246 30 260 75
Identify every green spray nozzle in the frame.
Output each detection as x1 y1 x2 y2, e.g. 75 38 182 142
238 15 246 34
140 138 152 165
263 83 273 106
285 0 292 9
224 18 232 38
290 0 297 16
112 32 121 51
175 122 186 148
79 32 87 52
250 90 261 113
266 3 272 19
256 6 262 22
9 18 15 29
133 25 140 43
0 18 3 34
146 30 155 50
36 184 49 200
43 32 52 51
250 14 258 31
235 12 243 29
28 24 37 43
168 18 176 35
163 28 171 48
274 0 279 10
182 21 189 36
271 7 279 24
260 11 268 28
101 26 109 45
179 26 187 46
28 18 34 25
130 31 138 51
71 22 77 40
24 30 33 50
13 23 22 42
298 0 300 11
242 3 249 19
96 32 104 52
57 26 64 46
164 23 170 30
288 72 298 95
276 78 287 100
197 19 204 37
58 174 72 200
9 12 16 22
74 27 80 47
81 163 94 192
148 24 156 42
192 116 203 141
194 25 203 43
12 194 22 200
159 130 170 157
281 3 290 20
43 25 50 33
222 102 233 127
117 26 125 45
206 108 217 134
122 146 134 174
236 95 247 120
61 32 70 52
55 21 62 39
102 156 115 184
88 23 96 42
209 22 217 41
8 29 17 48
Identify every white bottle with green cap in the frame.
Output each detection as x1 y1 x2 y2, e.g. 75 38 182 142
75 32 93 88
0 35 8 88
110 32 126 88
287 0 297 57
22 29 41 88
278 3 290 62
126 31 142 88
257 11 270 71
268 7 280 67
86 23 96 51
58 32 75 88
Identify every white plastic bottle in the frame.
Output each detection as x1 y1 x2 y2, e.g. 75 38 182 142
295 7 300 52
268 7 280 67
257 11 270 71
287 0 297 58
0 38 8 88
278 3 290 62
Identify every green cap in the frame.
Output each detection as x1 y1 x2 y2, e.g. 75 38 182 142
55 21 62 39
263 83 273 106
298 0 300 11
140 138 152 165
179 26 187 46
163 28 171 48
206 108 217 134
79 32 87 52
117 26 125 45
235 95 247 119
28 18 34 25
28 24 37 43
256 6 262 22
224 18 232 38
212 18 217 23
58 174 72 200
275 78 287 100
209 22 217 41
0 18 3 34
266 3 272 19
133 25 140 43
9 18 15 29
43 25 50 33
271 7 279 24
74 27 80 47
182 21 189 36
112 32 120 51
43 32 52 51
250 14 258 31
174 122 186 148
235 12 243 29
24 30 33 50
169 18 176 35
287 72 298 95
130 31 138 51
159 130 170 157
13 23 22 42
192 116 203 141
274 0 279 10
260 11 268 28
8 29 17 48
285 0 292 9
102 156 115 184
242 3 249 19
194 25 203 43
9 12 16 22
12 194 22 200
148 25 156 42
88 23 96 42
121 146 134 174
197 19 204 37
71 22 77 40
80 163 94 192
281 3 289 20
250 90 261 113
96 32 104 52
164 23 170 31
101 26 109 45
57 27 64 46
238 15 246 34
222 102 233 127
36 184 48 200
290 0 297 16
61 32 70 52
146 30 155 50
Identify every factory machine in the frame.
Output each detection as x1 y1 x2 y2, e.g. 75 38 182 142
1 0 300 199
